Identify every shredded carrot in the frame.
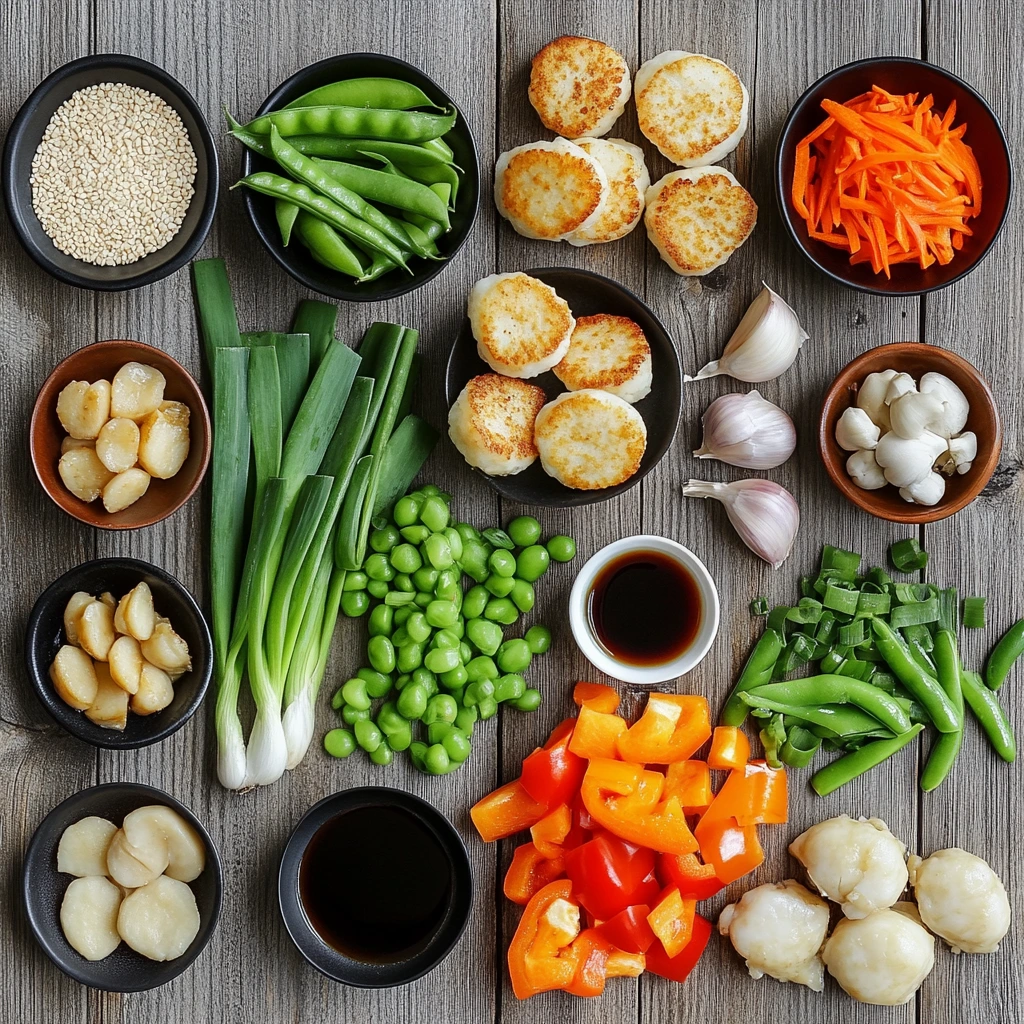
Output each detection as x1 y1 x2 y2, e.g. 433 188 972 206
791 84 982 278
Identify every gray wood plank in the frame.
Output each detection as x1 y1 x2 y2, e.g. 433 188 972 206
918 2 1023 1021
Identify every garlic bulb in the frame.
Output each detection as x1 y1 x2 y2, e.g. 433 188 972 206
899 472 946 506
688 285 808 383
836 408 880 452
694 391 797 470
889 392 946 440
683 478 800 569
847 449 887 490
875 430 948 488
920 373 970 437
857 370 898 432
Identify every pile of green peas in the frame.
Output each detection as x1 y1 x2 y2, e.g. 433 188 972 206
323 485 577 774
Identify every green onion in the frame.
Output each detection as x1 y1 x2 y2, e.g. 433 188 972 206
890 597 940 629
823 581 859 615
964 596 987 629
821 544 861 578
371 414 440 519
247 345 282 512
750 597 769 616
277 333 311 434
336 455 375 570
890 537 929 572
839 619 866 647
193 258 243 374
291 298 338 371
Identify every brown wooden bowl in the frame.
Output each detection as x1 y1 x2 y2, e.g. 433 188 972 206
30 340 211 530
819 342 1001 524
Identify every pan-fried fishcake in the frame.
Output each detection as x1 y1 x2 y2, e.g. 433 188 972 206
569 138 650 246
448 374 547 477
644 167 757 276
534 389 647 490
553 314 653 404
528 36 631 139
635 50 749 167
468 272 575 378
494 138 608 241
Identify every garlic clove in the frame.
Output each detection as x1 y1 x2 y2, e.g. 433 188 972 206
688 284 808 384
888 392 946 440
857 370 898 432
835 407 880 452
920 373 969 437
899 472 946 506
941 431 978 476
875 430 948 488
694 390 797 470
957 460 974 476
884 373 917 406
847 449 887 490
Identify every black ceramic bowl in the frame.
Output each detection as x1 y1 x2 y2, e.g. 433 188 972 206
775 56 1012 296
278 787 472 987
239 52 479 303
23 782 222 991
445 267 682 508
25 558 212 749
3 54 218 290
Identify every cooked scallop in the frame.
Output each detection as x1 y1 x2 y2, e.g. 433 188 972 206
528 36 631 139
56 379 111 439
635 50 749 166
108 635 143 695
494 138 608 241
117 875 200 961
50 644 99 710
59 447 115 502
102 467 151 513
534 389 647 490
568 138 649 245
110 362 166 421
140 620 191 674
106 827 169 888
63 591 95 646
131 662 175 716
448 374 546 477
78 599 116 661
61 436 95 454
57 816 118 877
552 314 652 403
138 401 190 479
123 805 205 883
95 417 141 474
60 875 123 961
468 272 575 378
85 663 129 731
116 582 156 641
644 167 757 275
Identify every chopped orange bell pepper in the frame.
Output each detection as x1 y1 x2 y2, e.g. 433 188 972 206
471 778 548 843
568 706 628 760
693 816 763 885
664 760 712 813
616 694 711 764
564 929 613 997
580 759 699 856
699 762 788 830
657 852 724 901
647 886 697 958
504 842 566 905
508 880 581 998
606 947 646 977
531 804 573 859
573 681 621 714
707 725 750 770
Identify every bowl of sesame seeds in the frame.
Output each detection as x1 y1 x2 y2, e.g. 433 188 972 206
2 54 218 290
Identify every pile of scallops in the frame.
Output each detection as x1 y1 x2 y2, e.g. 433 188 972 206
495 36 757 276
718 814 1011 1005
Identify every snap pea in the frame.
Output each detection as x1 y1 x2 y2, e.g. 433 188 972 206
810 724 924 796
985 617 1024 691
739 693 887 737
284 78 442 112
353 215 448 283
243 104 457 144
921 606 965 791
961 670 1016 762
721 629 786 726
400 159 461 204
294 212 366 276
421 137 456 162
275 199 299 246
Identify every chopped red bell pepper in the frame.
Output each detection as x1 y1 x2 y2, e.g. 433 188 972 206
504 842 566 905
594 904 656 954
573 681 621 715
471 778 548 843
564 832 660 921
531 804 573 859
707 725 751 770
646 885 696 958
521 719 587 811
616 694 712 764
657 852 724 901
644 911 713 984
664 760 712 813
568 706 627 760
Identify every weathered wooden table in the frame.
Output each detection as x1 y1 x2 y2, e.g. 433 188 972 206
2 1 1020 1021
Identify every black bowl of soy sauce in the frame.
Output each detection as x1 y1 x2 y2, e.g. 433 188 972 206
278 787 472 987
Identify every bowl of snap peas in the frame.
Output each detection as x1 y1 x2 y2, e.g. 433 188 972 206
233 53 479 302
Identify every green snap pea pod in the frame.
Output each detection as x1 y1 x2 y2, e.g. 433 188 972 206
780 726 822 769
746 676 912 736
268 127 431 258
986 617 1024 690
398 159 460 204
284 78 442 111
811 724 925 797
739 694 888 737
314 159 450 227
355 218 446 284
921 599 965 792
234 172 412 271
242 104 457 143
871 618 960 733
721 629 785 726
421 137 456 163
961 670 1017 762
294 212 366 276
275 199 299 245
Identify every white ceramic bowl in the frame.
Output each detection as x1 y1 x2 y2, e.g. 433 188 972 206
568 535 720 685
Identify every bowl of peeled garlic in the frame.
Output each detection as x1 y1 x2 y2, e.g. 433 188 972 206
819 342 1001 523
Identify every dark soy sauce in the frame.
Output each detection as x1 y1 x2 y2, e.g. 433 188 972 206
299 805 452 963
589 549 702 666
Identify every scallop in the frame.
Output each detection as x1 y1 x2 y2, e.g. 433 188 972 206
63 591 95 646
138 401 190 479
95 417 141 474
140 620 191 674
110 362 166 421
115 582 156 641
84 663 129 731
117 875 200 961
108 635 143 694
60 875 123 961
50 644 99 710
102 467 151 513
123 805 205 883
106 827 169 888
56 379 111 439
58 447 115 502
131 662 175 716
61 436 96 454
77 599 116 661
57 816 118 877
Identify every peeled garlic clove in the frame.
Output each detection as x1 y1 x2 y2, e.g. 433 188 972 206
123 805 205 883
957 460 974 476
857 370 898 432
60 876 123 961
688 284 808 383
835 407 880 452
693 390 797 470
875 430 948 488
920 372 969 437
899 472 946 506
57 816 118 877
884 372 917 406
847 449 887 490
117 875 200 961
888 392 946 440
943 431 978 476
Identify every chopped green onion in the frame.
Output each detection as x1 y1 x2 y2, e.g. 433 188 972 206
780 725 821 768
894 582 933 605
890 537 929 572
821 545 861 577
482 528 515 550
901 622 934 653
964 596 987 629
276 333 311 435
750 597 770 616
839 619 866 647
823 581 860 615
291 298 338 371
890 597 940 629
856 591 890 616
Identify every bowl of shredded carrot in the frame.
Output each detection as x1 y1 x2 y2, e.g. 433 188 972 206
776 57 1011 295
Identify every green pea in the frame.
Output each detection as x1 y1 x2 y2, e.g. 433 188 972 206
397 681 429 720
477 695 499 720
455 522 480 542
418 484 441 497
426 600 459 629
516 545 550 582
412 566 439 592
433 628 460 650
547 535 577 562
507 515 542 547
510 688 542 712
342 705 371 724
419 495 450 532
466 618 503 656
393 494 422 527
442 727 472 763
525 624 552 655
434 568 462 603
354 718 383 752
409 740 429 772
510 579 535 613
369 740 393 766
489 549 517 578
497 639 532 675
463 585 489 619
427 721 452 745
425 647 461 674
406 611 431 643
401 525 431 544
424 533 453 569
485 574 516 598
392 605 413 627
485 598 519 625
464 679 496 707
390 543 422 574
392 626 410 647
423 694 458 725
411 667 437 692
494 673 527 702
367 579 389 600
376 701 406 733
458 540 490 583
459 642 473 664
397 641 425 673
343 571 368 591
324 728 356 758
443 528 464 562
455 705 478 734
387 723 412 751
341 677 371 711
394 573 415 593
367 635 396 674
357 667 393 698
414 591 432 608
368 604 394 637
364 552 395 582
330 686 346 710
424 744 451 775
449 619 465 639
370 524 401 553
446 684 466 706
394 673 412 691
440 664 468 689
341 590 370 618
384 591 415 608
466 656 498 682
